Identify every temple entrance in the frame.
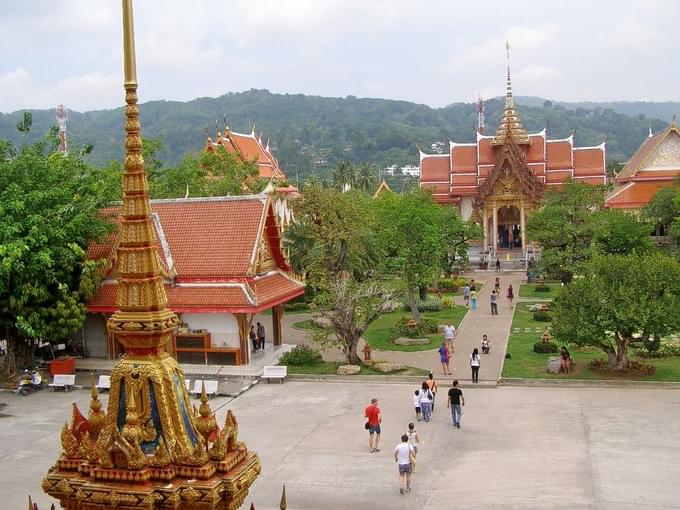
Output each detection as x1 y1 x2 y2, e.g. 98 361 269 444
497 205 522 249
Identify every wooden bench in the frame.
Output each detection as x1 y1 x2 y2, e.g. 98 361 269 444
189 379 219 397
262 365 287 384
95 375 111 391
49 374 76 392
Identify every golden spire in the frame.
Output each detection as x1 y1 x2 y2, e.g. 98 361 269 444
280 485 287 510
493 40 530 145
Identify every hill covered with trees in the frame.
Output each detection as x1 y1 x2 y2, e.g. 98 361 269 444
0 89 673 183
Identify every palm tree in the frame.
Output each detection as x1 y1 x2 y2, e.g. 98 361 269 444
355 163 378 194
332 160 355 190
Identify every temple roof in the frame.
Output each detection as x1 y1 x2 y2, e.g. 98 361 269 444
614 121 680 183
493 46 530 146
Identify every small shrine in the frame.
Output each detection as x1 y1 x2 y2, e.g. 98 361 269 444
42 2 260 508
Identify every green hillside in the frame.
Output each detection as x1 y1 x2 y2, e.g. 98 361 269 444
0 89 672 182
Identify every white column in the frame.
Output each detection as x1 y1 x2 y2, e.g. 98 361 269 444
482 208 489 252
492 206 498 252
520 205 526 249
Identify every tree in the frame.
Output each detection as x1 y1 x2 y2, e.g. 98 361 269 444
312 278 399 364
526 180 606 282
643 186 680 237
354 162 378 194
0 132 113 371
441 209 482 275
374 189 449 322
332 160 355 190
285 184 381 287
552 253 680 371
593 209 652 255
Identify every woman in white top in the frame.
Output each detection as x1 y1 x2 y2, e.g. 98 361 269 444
470 348 481 383
395 434 415 494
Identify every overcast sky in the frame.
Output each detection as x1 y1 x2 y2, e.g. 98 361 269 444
1 0 678 113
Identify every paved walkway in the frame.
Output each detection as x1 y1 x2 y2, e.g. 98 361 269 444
372 271 524 384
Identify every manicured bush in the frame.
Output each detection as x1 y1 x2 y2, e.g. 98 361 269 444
441 295 456 309
391 317 438 339
533 341 559 354
533 311 552 322
278 345 322 365
534 284 551 292
402 297 442 312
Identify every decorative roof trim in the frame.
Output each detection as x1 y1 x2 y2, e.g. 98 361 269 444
449 140 477 148
606 181 635 201
151 212 176 277
149 194 266 205
572 141 606 151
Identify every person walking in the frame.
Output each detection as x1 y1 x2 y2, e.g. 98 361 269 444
490 289 498 315
443 320 456 354
470 348 481 383
412 390 422 422
419 382 433 422
256 322 266 350
395 434 415 494
506 284 514 308
481 334 490 354
249 325 258 351
426 372 439 410
364 398 382 452
447 380 465 428
438 342 451 376
463 284 471 308
495 258 501 272
406 422 420 472
470 289 478 310
494 276 500 294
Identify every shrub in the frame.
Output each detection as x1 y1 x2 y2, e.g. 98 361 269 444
635 339 680 358
438 277 466 292
278 345 322 365
285 301 311 312
534 284 551 292
505 352 512 359
533 341 559 354
402 297 442 312
391 317 438 339
441 295 456 309
533 311 552 322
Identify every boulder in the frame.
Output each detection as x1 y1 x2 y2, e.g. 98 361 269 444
546 357 561 374
373 362 406 373
312 317 332 329
337 364 361 375
394 337 430 346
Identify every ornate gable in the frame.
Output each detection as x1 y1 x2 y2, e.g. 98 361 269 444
474 135 543 208
640 130 680 171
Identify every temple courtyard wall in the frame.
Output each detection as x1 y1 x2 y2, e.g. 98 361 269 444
2 381 678 509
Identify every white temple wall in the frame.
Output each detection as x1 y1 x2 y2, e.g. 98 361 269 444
181 313 240 348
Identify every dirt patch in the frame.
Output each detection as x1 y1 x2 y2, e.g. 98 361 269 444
589 358 656 378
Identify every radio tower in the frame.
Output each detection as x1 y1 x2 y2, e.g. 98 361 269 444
477 94 485 134
56 104 68 155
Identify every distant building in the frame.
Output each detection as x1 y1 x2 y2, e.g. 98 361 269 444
606 120 680 212
383 165 397 176
400 165 420 177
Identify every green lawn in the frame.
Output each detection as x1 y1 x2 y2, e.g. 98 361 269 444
283 361 429 376
518 283 563 300
364 307 468 352
502 301 680 381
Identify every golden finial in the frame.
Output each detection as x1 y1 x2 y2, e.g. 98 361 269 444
195 381 218 446
279 485 287 510
205 122 210 138
28 495 33 510
88 374 106 439
122 0 137 86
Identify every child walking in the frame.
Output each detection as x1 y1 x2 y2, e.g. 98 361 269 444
406 422 421 472
412 390 422 422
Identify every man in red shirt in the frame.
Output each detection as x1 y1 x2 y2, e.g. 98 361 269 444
364 398 382 453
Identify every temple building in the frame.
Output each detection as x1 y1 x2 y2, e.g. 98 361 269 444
606 120 680 212
419 48 607 253
83 186 304 366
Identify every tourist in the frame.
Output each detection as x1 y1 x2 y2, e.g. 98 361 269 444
447 380 465 428
419 382 433 422
364 398 382 453
412 390 422 422
470 288 478 310
470 348 481 383
249 325 258 351
470 279 476 291
438 342 451 376
406 422 420 472
394 434 415 494
490 289 498 315
463 284 471 307
496 258 501 273
256 322 266 350
560 346 571 374
426 372 439 410
494 276 500 293
481 334 490 354
443 320 456 353
506 284 514 308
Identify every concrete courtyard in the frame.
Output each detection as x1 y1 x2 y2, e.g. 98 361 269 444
2 381 679 509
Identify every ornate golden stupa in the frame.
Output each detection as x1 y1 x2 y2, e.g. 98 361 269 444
42 1 260 508
492 41 530 146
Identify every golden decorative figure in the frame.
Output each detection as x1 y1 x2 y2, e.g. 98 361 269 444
42 1 260 507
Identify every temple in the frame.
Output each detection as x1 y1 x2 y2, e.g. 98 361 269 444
419 43 607 253
606 119 680 212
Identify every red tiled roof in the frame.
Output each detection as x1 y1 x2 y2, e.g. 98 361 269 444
617 132 664 181
545 170 572 184
451 146 477 171
421 182 449 193
210 130 285 180
574 147 605 176
546 140 572 169
526 133 546 162
420 155 450 181
477 138 494 165
253 273 305 306
451 174 478 186
606 182 670 208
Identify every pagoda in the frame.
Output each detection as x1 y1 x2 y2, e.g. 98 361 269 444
41 2 260 508
419 43 607 252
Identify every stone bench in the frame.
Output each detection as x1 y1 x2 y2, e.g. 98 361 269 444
95 375 111 391
48 374 76 392
263 365 287 383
